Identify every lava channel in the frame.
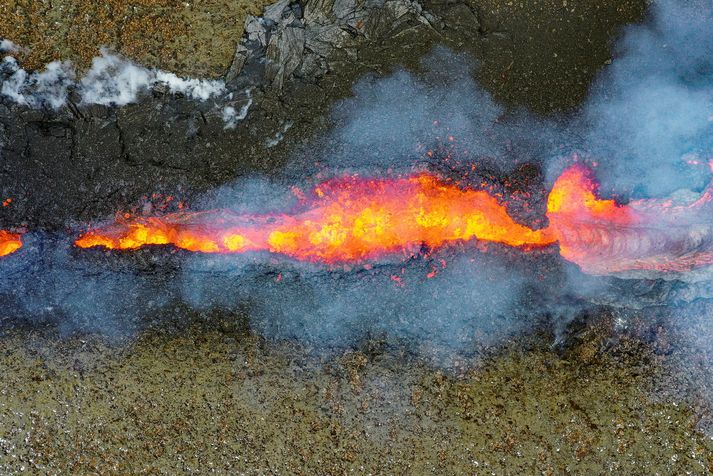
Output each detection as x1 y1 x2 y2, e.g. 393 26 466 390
546 164 713 277
75 174 555 263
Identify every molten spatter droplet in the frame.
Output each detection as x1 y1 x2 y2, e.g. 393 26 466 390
0 231 22 257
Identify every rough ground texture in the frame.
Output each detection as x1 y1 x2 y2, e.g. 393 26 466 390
0 0 648 229
0 0 273 77
1 316 712 474
4 0 712 474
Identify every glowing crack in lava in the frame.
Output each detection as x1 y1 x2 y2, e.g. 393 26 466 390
0 231 22 257
75 174 555 262
546 164 713 276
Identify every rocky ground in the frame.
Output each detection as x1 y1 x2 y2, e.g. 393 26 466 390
4 0 713 474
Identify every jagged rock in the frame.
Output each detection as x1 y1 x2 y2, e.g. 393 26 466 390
230 0 440 90
305 23 357 58
244 16 269 47
295 50 330 79
266 24 306 90
225 44 249 83
263 0 292 23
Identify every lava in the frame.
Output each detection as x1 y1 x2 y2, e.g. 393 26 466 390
546 164 713 276
75 174 555 262
0 231 22 257
6 163 713 278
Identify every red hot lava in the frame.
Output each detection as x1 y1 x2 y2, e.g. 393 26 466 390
546 164 713 276
0 231 22 257
0 163 705 278
75 174 554 262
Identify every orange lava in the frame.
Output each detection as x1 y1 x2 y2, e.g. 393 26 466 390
0 231 22 257
71 164 713 276
75 174 555 262
546 164 713 275
545 164 639 271
546 164 635 225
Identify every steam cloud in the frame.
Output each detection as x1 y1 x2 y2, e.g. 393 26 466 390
182 0 713 356
0 48 225 107
0 233 171 338
577 0 713 197
0 47 253 129
293 49 565 177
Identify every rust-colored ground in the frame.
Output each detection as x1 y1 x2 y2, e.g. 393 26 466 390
0 0 272 77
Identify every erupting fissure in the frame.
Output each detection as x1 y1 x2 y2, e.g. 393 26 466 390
5 164 713 277
0 231 22 257
75 174 555 262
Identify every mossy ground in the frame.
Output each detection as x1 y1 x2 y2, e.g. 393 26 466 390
0 0 273 77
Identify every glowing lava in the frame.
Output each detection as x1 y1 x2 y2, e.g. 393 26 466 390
75 174 555 262
546 164 713 276
20 163 713 278
0 231 22 257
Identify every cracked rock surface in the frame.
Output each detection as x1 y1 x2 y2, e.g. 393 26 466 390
0 0 647 229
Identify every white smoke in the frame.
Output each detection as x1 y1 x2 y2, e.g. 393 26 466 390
0 233 172 337
222 89 253 129
78 53 153 106
0 39 23 54
0 48 225 108
577 0 713 197
302 48 560 176
1 57 74 109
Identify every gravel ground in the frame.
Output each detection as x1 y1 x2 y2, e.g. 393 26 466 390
1 320 712 474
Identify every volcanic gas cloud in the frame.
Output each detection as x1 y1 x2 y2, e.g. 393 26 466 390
69 163 713 278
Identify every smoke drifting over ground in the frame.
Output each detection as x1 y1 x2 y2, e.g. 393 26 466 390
0 234 169 338
579 0 713 197
180 249 554 358
0 49 225 107
182 0 713 354
0 46 252 128
566 0 713 419
291 47 566 177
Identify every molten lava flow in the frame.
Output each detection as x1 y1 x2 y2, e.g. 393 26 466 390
75 174 554 262
0 230 22 257
546 164 713 276
73 164 713 277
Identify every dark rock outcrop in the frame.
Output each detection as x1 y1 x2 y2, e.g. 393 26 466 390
228 0 439 89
